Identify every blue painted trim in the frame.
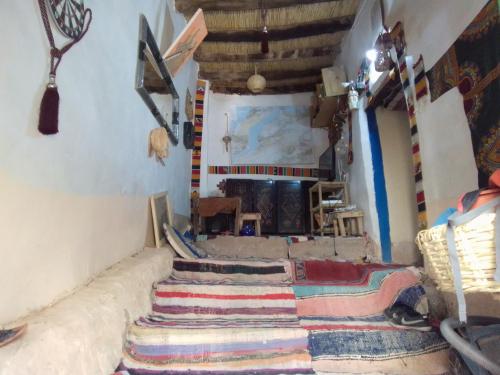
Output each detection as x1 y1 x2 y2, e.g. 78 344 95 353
366 108 392 263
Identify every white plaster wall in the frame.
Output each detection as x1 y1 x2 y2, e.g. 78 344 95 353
201 91 329 197
337 0 485 251
377 108 419 264
347 104 380 247
0 0 197 324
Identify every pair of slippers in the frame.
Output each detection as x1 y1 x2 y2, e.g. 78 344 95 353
384 304 432 331
0 324 27 348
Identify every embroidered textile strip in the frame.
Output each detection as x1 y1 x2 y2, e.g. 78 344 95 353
191 80 206 190
208 165 319 178
390 22 428 229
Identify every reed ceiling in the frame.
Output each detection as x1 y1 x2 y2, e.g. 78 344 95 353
176 0 360 94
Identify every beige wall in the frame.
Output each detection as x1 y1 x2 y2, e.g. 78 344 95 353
0 1 197 324
376 108 420 264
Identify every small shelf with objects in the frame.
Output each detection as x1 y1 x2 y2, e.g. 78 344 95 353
310 66 364 237
310 66 348 128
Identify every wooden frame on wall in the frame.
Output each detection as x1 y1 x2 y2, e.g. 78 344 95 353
150 192 174 248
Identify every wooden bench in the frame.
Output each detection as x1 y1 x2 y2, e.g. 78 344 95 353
336 210 364 237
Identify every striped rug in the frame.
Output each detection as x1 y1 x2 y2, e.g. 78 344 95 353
152 281 298 321
170 258 293 284
293 268 420 317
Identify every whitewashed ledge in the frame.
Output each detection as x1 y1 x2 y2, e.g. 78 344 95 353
0 247 174 375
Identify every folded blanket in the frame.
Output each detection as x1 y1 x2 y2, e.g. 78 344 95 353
293 269 420 317
170 258 293 284
117 325 314 374
153 281 298 321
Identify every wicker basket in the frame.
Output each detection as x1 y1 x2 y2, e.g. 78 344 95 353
416 212 499 293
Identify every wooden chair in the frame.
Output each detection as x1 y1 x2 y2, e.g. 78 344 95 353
239 213 262 236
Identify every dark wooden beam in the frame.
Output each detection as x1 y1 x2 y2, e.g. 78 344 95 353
199 68 327 81
204 17 354 42
210 75 322 89
176 0 341 14
210 83 317 95
194 45 339 63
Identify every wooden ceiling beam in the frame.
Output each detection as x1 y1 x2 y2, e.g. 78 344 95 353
199 55 333 73
176 0 342 14
194 45 340 63
199 68 325 81
210 75 322 89
210 83 317 95
204 18 353 42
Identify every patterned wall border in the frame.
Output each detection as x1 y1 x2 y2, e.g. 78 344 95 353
191 79 207 190
208 165 319 178
391 22 428 229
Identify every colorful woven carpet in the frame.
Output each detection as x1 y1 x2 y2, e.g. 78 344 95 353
293 259 403 285
152 280 298 321
116 259 448 374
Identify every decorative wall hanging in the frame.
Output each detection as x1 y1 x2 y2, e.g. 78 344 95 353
185 89 194 121
347 111 354 165
183 121 195 149
37 0 92 135
191 80 207 191
208 165 319 178
390 22 428 229
148 127 169 165
426 0 499 187
413 55 428 101
163 9 208 77
222 113 232 152
230 105 313 165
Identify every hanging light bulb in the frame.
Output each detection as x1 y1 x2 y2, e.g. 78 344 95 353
247 66 266 93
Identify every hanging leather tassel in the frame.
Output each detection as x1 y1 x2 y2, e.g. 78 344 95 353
261 26 269 54
38 75 59 135
36 0 92 135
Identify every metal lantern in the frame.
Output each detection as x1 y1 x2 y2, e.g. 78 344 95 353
247 66 266 93
374 32 394 72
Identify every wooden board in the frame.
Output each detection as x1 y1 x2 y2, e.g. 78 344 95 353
163 9 208 76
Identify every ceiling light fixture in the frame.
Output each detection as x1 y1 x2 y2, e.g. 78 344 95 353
247 66 266 93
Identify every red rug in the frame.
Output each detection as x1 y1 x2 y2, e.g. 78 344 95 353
293 260 401 285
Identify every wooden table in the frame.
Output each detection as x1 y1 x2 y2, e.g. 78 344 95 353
193 197 241 236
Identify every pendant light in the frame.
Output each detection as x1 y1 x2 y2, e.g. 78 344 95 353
247 65 266 93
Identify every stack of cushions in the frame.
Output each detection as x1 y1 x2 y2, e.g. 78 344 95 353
163 223 207 259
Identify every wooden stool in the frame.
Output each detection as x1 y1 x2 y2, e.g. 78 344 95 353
336 211 364 237
239 213 262 236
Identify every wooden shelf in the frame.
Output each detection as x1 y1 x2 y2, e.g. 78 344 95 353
311 95 347 128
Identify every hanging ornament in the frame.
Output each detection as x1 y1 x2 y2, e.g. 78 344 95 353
247 66 266 93
374 0 394 72
260 1 269 53
222 113 232 152
37 0 92 135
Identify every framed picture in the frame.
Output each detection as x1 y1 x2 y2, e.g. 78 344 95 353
150 192 174 248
